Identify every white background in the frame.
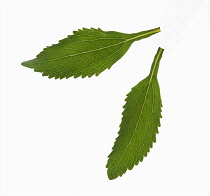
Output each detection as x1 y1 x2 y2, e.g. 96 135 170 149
0 0 210 196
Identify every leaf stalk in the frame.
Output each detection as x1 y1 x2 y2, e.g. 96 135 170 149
149 47 164 77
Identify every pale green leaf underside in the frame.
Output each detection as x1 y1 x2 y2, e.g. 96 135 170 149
106 48 164 180
21 27 160 79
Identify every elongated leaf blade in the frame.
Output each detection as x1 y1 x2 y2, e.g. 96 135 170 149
21 27 160 79
106 47 164 180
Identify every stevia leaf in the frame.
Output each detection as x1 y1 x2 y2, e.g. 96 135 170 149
106 47 164 180
21 27 160 79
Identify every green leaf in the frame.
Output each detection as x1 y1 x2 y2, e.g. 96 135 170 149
106 47 164 180
21 27 160 79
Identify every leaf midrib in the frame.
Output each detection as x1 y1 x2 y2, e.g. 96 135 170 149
35 31 157 64
46 42 127 77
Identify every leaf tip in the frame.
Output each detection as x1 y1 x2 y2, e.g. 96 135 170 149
21 59 38 69
107 169 118 180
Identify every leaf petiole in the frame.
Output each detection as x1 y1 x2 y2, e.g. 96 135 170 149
149 47 164 77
